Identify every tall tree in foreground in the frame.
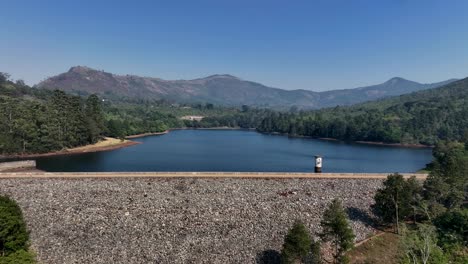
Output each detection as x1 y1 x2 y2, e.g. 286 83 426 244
373 174 417 234
320 199 355 264
406 176 423 224
281 221 312 264
423 141 468 217
85 94 106 143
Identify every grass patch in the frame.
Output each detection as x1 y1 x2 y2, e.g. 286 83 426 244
348 232 401 264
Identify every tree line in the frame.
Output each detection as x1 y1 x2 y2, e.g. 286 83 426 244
196 78 468 146
2 71 467 155
0 75 106 155
370 141 467 263
269 141 467 264
0 73 241 155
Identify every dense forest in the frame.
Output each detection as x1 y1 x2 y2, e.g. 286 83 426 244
0 73 106 155
0 73 235 155
197 78 468 145
374 141 468 263
103 100 238 139
1 72 467 155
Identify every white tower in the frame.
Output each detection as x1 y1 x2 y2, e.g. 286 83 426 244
315 155 322 173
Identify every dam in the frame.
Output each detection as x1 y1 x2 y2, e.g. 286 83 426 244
0 172 426 264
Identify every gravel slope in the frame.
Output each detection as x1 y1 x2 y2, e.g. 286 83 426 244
0 178 382 264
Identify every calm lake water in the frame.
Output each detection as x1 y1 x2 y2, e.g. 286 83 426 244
35 130 433 173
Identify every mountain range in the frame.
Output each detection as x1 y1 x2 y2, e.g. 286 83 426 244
36 66 457 109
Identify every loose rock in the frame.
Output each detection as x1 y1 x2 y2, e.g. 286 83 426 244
0 178 382 264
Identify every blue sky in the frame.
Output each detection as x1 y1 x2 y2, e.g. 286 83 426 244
2 0 468 91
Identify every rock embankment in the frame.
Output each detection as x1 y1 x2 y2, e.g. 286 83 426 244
0 178 382 264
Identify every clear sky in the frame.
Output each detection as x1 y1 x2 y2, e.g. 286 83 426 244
2 0 468 91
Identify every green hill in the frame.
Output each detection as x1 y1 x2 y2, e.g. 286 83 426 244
200 77 468 145
0 73 233 155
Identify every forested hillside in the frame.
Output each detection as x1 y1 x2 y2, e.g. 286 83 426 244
102 100 238 138
198 78 468 145
2 71 467 155
0 72 235 155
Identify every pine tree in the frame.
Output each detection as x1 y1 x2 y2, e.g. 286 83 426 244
281 221 312 264
320 199 355 264
85 94 106 143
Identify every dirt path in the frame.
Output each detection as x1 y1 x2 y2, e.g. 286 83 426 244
0 171 428 179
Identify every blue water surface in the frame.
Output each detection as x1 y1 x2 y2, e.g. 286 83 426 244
36 130 433 173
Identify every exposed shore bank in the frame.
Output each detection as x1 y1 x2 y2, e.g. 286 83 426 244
191 126 255 130
125 130 169 139
0 137 139 160
353 140 431 148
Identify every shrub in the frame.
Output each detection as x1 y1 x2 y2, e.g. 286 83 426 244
0 249 35 264
0 195 29 255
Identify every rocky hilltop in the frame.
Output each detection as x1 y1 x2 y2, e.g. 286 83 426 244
0 177 382 264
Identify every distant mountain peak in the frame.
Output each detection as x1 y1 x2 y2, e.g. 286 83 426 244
37 66 457 109
385 77 412 84
68 66 96 74
204 74 239 80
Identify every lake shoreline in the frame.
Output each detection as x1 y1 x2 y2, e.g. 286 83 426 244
174 127 255 131
125 127 254 139
0 128 431 161
353 140 431 148
260 131 432 148
0 137 140 160
0 128 247 160
125 130 169 139
172 128 431 149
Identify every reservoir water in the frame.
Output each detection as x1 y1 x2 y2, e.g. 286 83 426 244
35 130 433 173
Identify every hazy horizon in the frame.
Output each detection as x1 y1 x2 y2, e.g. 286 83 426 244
2 0 468 91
